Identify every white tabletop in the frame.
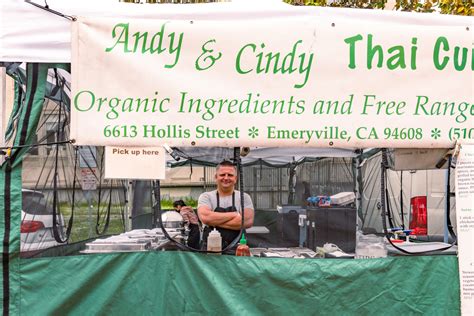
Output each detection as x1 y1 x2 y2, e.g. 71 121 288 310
246 226 270 234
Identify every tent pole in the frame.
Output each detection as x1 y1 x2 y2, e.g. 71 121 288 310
444 157 451 243
355 153 364 227
125 180 132 231
287 161 296 205
0 66 13 161
0 67 6 157
152 180 161 228
400 171 404 229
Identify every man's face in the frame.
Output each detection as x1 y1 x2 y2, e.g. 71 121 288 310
215 165 237 191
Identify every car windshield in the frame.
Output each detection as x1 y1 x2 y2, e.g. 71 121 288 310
22 191 50 215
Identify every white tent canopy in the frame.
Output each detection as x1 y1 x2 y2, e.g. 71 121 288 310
1 0 471 63
241 147 357 163
166 146 358 167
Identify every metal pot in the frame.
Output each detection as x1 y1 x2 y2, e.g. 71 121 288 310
161 211 184 228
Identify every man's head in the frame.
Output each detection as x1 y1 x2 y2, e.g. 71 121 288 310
173 200 186 211
215 160 238 193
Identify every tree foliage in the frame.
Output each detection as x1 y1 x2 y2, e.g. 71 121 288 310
285 0 472 15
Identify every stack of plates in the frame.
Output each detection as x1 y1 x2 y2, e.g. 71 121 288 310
82 228 182 254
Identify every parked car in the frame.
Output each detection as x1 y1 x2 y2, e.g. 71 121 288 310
21 189 65 254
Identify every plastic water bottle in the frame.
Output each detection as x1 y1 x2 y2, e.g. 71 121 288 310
207 228 222 255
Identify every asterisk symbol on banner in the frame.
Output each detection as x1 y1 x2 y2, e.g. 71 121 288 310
431 128 441 139
248 127 259 138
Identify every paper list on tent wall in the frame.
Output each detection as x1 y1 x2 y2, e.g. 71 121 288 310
455 143 474 316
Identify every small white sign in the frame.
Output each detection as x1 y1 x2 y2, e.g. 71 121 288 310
455 144 474 316
104 146 165 180
80 168 97 191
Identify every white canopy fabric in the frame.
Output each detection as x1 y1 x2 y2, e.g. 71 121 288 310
166 146 357 167
1 0 471 62
241 147 357 164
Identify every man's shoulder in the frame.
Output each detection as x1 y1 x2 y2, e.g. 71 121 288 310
198 190 217 208
235 190 251 198
199 190 217 198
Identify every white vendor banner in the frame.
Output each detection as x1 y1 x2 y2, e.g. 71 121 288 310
456 144 474 316
71 15 472 148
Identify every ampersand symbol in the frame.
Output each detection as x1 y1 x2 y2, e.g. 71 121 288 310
195 39 222 71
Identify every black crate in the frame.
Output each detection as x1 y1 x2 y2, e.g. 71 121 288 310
306 207 356 253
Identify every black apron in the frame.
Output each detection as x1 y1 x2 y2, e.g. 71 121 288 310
202 192 240 255
187 223 200 249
